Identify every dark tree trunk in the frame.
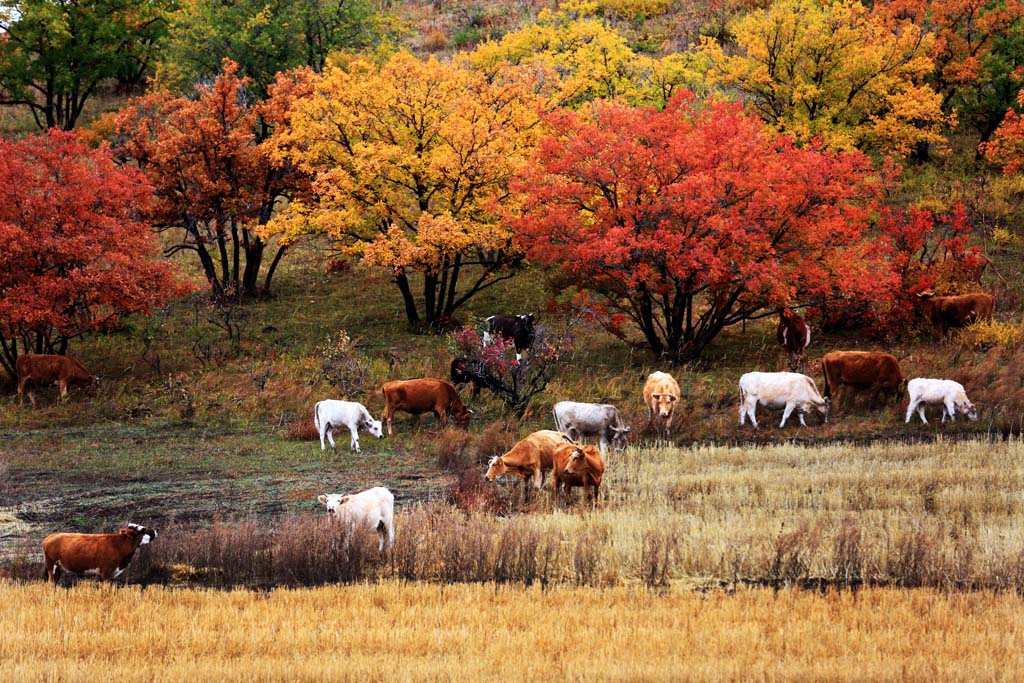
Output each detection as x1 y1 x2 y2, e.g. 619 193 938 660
395 270 420 325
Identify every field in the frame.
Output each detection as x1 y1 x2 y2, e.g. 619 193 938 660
2 581 1022 682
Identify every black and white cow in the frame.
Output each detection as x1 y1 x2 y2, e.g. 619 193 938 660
552 401 630 454
484 314 536 361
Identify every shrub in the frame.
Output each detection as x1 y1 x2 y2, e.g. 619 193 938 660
955 319 1024 351
317 330 369 397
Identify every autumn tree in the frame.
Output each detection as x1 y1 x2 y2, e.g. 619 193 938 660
104 60 313 299
266 51 544 329
700 0 948 155
157 0 389 97
0 130 189 379
0 0 170 130
509 94 891 361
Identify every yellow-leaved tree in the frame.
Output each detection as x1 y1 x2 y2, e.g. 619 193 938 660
468 0 707 108
264 51 545 328
701 0 949 155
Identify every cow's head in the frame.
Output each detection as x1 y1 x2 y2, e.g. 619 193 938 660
318 493 351 518
650 392 677 419
563 445 587 475
819 397 830 424
365 417 384 439
122 523 157 545
960 400 978 421
484 456 506 481
610 425 630 452
453 403 474 426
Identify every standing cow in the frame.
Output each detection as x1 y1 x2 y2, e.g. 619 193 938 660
483 314 536 361
916 291 994 339
485 429 566 494
16 354 97 407
552 401 630 454
642 371 680 439
381 378 473 436
820 351 905 413
738 372 828 428
43 523 157 583
777 308 810 370
312 400 383 451
551 441 605 505
317 487 395 553
905 378 978 424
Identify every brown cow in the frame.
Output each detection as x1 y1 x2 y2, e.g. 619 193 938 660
381 378 473 436
776 308 810 370
43 523 157 583
552 442 605 505
16 354 96 407
642 371 680 438
820 351 905 413
484 429 567 493
917 291 995 338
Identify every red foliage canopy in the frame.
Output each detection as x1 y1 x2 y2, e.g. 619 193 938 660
508 93 891 360
0 130 190 378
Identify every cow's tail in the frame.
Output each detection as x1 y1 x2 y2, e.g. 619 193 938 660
821 359 831 400
313 402 322 432
552 406 562 433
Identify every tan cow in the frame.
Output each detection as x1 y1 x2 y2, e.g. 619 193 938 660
43 523 157 583
552 442 605 505
484 429 567 492
16 354 96 407
381 378 473 436
642 371 680 438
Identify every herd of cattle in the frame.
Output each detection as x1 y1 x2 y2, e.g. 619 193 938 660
21 292 993 583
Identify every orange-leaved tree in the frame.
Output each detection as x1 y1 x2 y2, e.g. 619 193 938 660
0 130 190 379
700 0 948 156
265 51 545 328
103 59 314 299
508 93 892 361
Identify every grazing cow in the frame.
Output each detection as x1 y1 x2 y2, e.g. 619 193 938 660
313 400 383 452
16 354 97 407
776 308 811 370
916 291 995 338
642 371 680 438
484 429 567 492
905 378 978 424
484 314 536 361
43 523 156 583
552 442 605 504
381 378 473 436
820 351 905 412
552 401 630 454
317 487 395 553
450 357 492 398
738 372 828 428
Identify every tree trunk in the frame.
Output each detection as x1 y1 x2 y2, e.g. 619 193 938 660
262 244 287 295
395 270 420 325
241 234 265 298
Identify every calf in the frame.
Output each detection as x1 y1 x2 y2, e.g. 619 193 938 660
905 378 978 424
917 291 995 339
313 400 383 451
317 487 395 553
776 308 810 370
552 401 630 454
552 442 605 504
484 429 566 493
381 378 473 436
16 354 97 407
642 371 680 438
738 372 828 428
484 314 536 361
43 523 157 583
820 351 905 413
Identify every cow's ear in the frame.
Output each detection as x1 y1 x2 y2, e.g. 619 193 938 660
119 528 132 535
317 494 328 504
340 496 351 505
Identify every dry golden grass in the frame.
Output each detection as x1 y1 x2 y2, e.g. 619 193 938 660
1 581 1021 682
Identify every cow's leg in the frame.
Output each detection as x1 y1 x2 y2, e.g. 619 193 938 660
738 398 746 426
917 404 928 424
797 408 808 427
744 398 758 428
28 389 37 408
326 425 337 449
780 402 795 428
17 377 27 406
944 399 956 423
59 380 69 402
383 408 393 437
348 423 360 451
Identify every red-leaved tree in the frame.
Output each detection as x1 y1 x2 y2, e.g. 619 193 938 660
0 130 190 379
508 93 891 361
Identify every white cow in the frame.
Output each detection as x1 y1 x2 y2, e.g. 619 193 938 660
313 400 383 452
905 378 978 424
317 487 395 553
552 401 630 454
738 372 829 428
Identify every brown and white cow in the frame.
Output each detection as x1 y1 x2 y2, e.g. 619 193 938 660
820 351 905 413
551 442 605 505
776 308 810 370
16 354 96 407
43 523 157 583
484 429 567 493
642 371 680 438
381 378 473 436
916 291 995 339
